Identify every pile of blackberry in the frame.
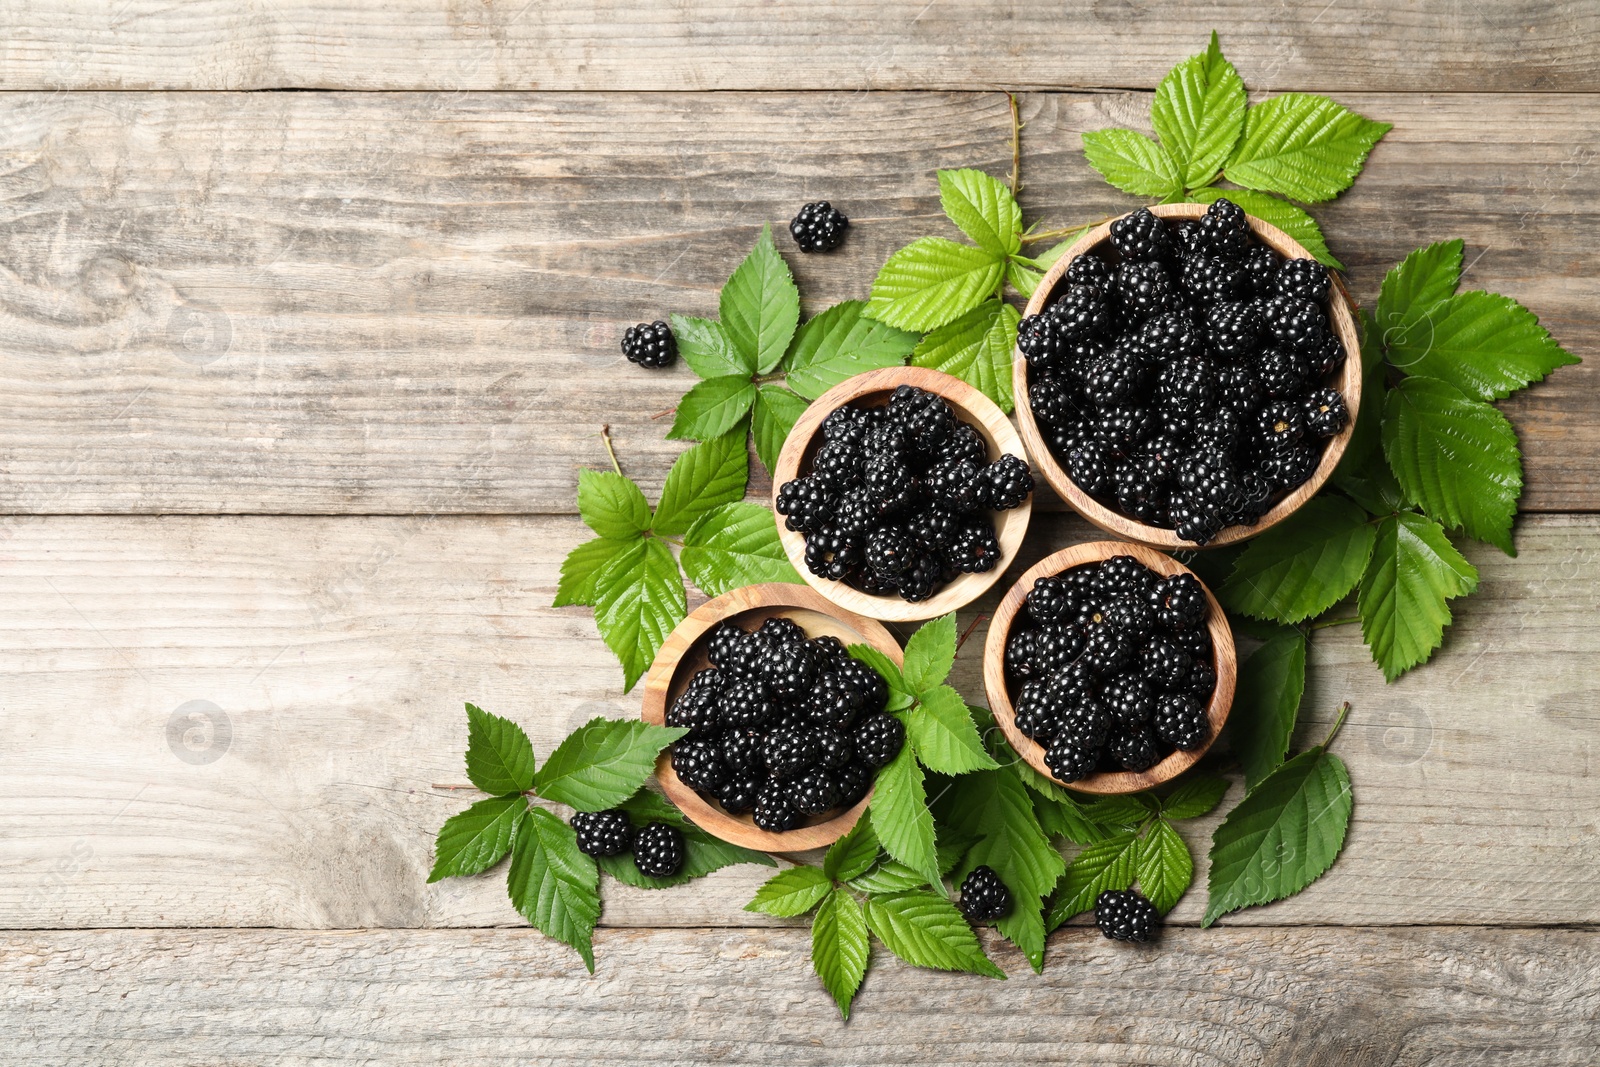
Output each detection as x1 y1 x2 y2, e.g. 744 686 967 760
775 384 1034 602
570 810 686 878
1019 199 1349 544
664 616 903 832
1004 555 1216 781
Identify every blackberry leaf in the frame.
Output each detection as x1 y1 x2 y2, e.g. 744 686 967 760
668 313 747 379
681 502 802 596
554 537 645 608
868 236 1007 332
910 298 1020 413
901 612 957 695
1046 830 1140 930
1224 93 1391 203
1160 774 1231 821
593 539 688 691
1220 496 1377 623
534 717 686 812
813 889 871 1019
1006 255 1045 298
666 375 757 442
907 686 997 774
652 433 749 538
1081 128 1183 198
846 642 915 712
938 167 1023 256
1150 31 1247 189
824 820 881 882
1188 185 1341 269
464 703 538 795
720 223 800 375
506 808 601 973
868 743 942 888
751 385 808 477
576 468 651 540
1387 289 1580 402
1376 240 1463 342
1230 629 1307 791
862 890 1006 978
746 866 832 917
1358 511 1479 681
784 300 917 400
428 794 527 882
1136 819 1194 914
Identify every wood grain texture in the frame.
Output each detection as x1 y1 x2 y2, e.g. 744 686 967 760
0 90 1592 514
5 927 1600 1065
2 512 1598 930
2 1 1597 93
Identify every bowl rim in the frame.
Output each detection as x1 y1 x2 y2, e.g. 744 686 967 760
640 582 905 851
772 365 1034 622
1010 202 1363 549
982 540 1237 794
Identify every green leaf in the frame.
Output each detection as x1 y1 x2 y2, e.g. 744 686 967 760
651 433 749 539
869 742 941 887
783 300 918 401
1387 290 1580 402
751 385 808 478
1376 240 1463 343
1083 794 1156 830
1030 233 1088 272
1161 774 1231 821
669 313 747 379
576 468 650 540
1203 746 1352 926
507 808 601 972
1136 820 1194 913
1231 629 1308 791
464 703 537 795
554 536 645 609
1332 310 1403 512
867 237 1007 332
681 501 803 596
1021 773 1110 845
1359 510 1480 681
534 717 686 812
1383 376 1523 553
862 891 1006 979
813 889 871 1019
592 539 688 691
1080 128 1183 198
1187 186 1341 269
825 820 880 882
849 859 930 894
1220 496 1377 623
907 686 997 774
745 866 832 917
428 794 527 882
666 375 757 442
720 224 801 375
909 298 1020 413
1151 31 1247 189
1006 255 1045 299
1046 831 1140 930
846 643 913 711
938 168 1022 255
1224 93 1391 203
901 612 957 695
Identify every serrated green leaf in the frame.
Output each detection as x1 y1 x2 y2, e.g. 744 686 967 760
1137 820 1194 914
1161 774 1231 821
1376 240 1463 344
846 643 911 708
592 539 687 691
938 168 1022 255
909 298 1020 413
669 313 748 379
428 794 527 882
1046 831 1140 930
1006 255 1045 299
849 858 929 894
1224 93 1390 203
999 902 1048 975
1203 746 1352 926
1187 186 1342 269
554 536 645 609
869 742 941 887
464 703 537 795
901 613 957 695
720 224 800 375
751 385 807 478
1332 310 1403 513
1151 31 1246 189
1024 784 1110 846
1387 290 1579 402
576 468 651 540
863 891 1006 979
1231 630 1307 791
907 686 997 774
667 375 757 442
1082 794 1154 831
534 717 686 812
1383 376 1523 553
1220 496 1377 623
507 808 600 972
1359 510 1480 681
825 820 880 882
745 866 833 917
651 434 749 538
1031 232 1089 272
1080 128 1183 198
813 889 871 1019
867 237 1007 332
680 501 803 596
783 300 918 401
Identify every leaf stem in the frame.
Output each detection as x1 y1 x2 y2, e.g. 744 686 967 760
1007 92 1023 197
954 614 988 654
1321 702 1353 750
1018 214 1117 246
600 424 624 476
1310 615 1360 630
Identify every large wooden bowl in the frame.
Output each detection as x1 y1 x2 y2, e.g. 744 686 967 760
641 583 904 852
983 541 1237 794
1012 202 1362 549
773 366 1033 623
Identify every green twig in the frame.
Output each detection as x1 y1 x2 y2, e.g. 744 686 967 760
1321 702 1353 749
600 424 624 476
1007 93 1023 197
1018 215 1116 246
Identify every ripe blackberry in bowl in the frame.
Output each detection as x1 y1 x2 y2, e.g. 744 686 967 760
1014 200 1359 549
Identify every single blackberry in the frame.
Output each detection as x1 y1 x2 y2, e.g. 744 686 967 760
895 551 944 600
1025 575 1073 624
1231 470 1274 526
632 822 686 877
1131 311 1204 365
790 201 849 253
865 525 917 579
666 676 721 738
1275 258 1330 302
762 641 819 702
1205 300 1265 360
1173 219 1204 258
887 384 955 450
838 657 888 716
570 809 634 858
1193 406 1243 453
622 320 676 368
1261 440 1319 490
1140 635 1192 692
1148 573 1208 631
811 440 864 492
1113 459 1167 523
957 865 1013 922
1103 596 1155 641
671 738 728 794
1183 657 1218 700
1109 208 1173 262
722 728 766 775
906 505 959 549
758 616 806 649
801 671 863 730
1138 433 1186 484
821 404 873 447
1067 439 1112 494
788 769 840 816
1095 555 1156 598
861 423 909 461
1196 198 1251 259
1255 345 1308 398
1304 388 1348 438
1065 253 1114 289
812 727 854 769
715 774 761 815
832 760 873 807
1101 673 1155 727
1058 699 1112 750
775 475 834 533
753 779 803 832
1153 693 1209 751
1082 620 1133 676
1095 888 1160 942
1168 491 1227 546
1093 405 1152 459
1109 725 1161 771
802 525 861 581
718 677 776 731
1215 363 1264 414
1257 399 1307 453
1016 310 1070 372
1012 680 1067 742
1242 243 1280 296
1032 624 1087 676
811 635 851 668
1005 629 1041 680
1153 354 1217 411
1053 660 1099 704
1181 255 1247 304
1044 735 1098 782
1306 332 1345 377
763 724 818 779
1050 284 1113 339
936 422 989 467
854 713 906 768
1175 626 1215 666
979 454 1034 511
863 455 920 513
830 490 879 539
1115 260 1180 321
1263 295 1328 351
944 516 1001 574
1082 347 1148 407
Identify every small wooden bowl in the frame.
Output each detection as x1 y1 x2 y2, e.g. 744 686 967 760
641 583 904 852
1012 202 1363 549
773 366 1033 623
983 540 1237 794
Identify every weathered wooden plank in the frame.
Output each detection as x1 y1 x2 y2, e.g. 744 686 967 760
5 927 1599 1064
0 91 1592 515
2 512 1596 929
2 1 1596 93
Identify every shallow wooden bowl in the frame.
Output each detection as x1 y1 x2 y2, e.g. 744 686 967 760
641 583 904 852
773 366 1033 623
983 540 1237 794
1012 202 1363 549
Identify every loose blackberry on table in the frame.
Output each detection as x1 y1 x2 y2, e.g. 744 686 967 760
621 320 677 369
775 384 1033 602
1018 199 1349 544
632 822 686 878
957 865 1012 923
789 201 850 253
1095 888 1161 942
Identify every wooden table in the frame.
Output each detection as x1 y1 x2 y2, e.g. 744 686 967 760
3 5 1597 1062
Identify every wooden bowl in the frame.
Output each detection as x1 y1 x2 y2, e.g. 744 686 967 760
641 583 904 852
982 540 1237 794
1012 202 1362 549
773 366 1033 623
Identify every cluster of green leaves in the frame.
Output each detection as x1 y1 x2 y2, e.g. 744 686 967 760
428 705 774 970
1081 32 1390 269
554 434 802 690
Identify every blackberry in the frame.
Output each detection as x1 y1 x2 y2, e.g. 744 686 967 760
1304 388 1348 438
1109 725 1161 771
775 475 834 533
803 526 860 580
896 551 944 600
1067 439 1111 494
1109 208 1173 262
757 616 806 649
1306 332 1345 377
811 440 864 492
1263 295 1328 351
1205 300 1265 360
788 769 840 816
1174 625 1214 665
621 320 676 368
854 713 906 768
1052 660 1098 704
1232 470 1274 526
944 516 1001 574
762 641 819 702
1255 345 1308 398
832 761 873 807
718 677 776 730
1096 555 1156 598
1140 635 1192 691
1196 197 1251 259
666 675 721 738
1093 406 1152 461
1181 255 1247 304
1131 311 1204 365
671 738 728 794
1034 623 1087 674
812 727 854 769
979 454 1034 511
1257 399 1307 453
1182 657 1218 700
861 423 909 461
1081 620 1133 676
1193 406 1243 454
789 201 849 253
1101 673 1154 727
632 822 686 878
830 490 879 539
811 635 851 668
1262 440 1319 490
1026 576 1074 624
1275 257 1330 302
1115 260 1180 321
865 525 918 579
753 779 803 832
801 671 863 730
1148 573 1209 631
1153 354 1217 411
1058 699 1112 750
821 404 873 447
838 658 888 715
1173 220 1204 258
1169 493 1227 545
1113 460 1167 523
1065 252 1114 289
1013 680 1067 742
1050 284 1113 340
1215 363 1264 415
1044 735 1098 782
863 455 920 512
722 728 766 775
1242 243 1280 296
1095 889 1160 942
1153 693 1209 751
570 809 634 858
1103 596 1155 641
957 865 1012 922
906 505 959 549
1016 310 1070 372
887 384 955 450
763 724 818 779
1083 347 1148 407
1005 629 1041 680
715 775 761 815
929 421 984 467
